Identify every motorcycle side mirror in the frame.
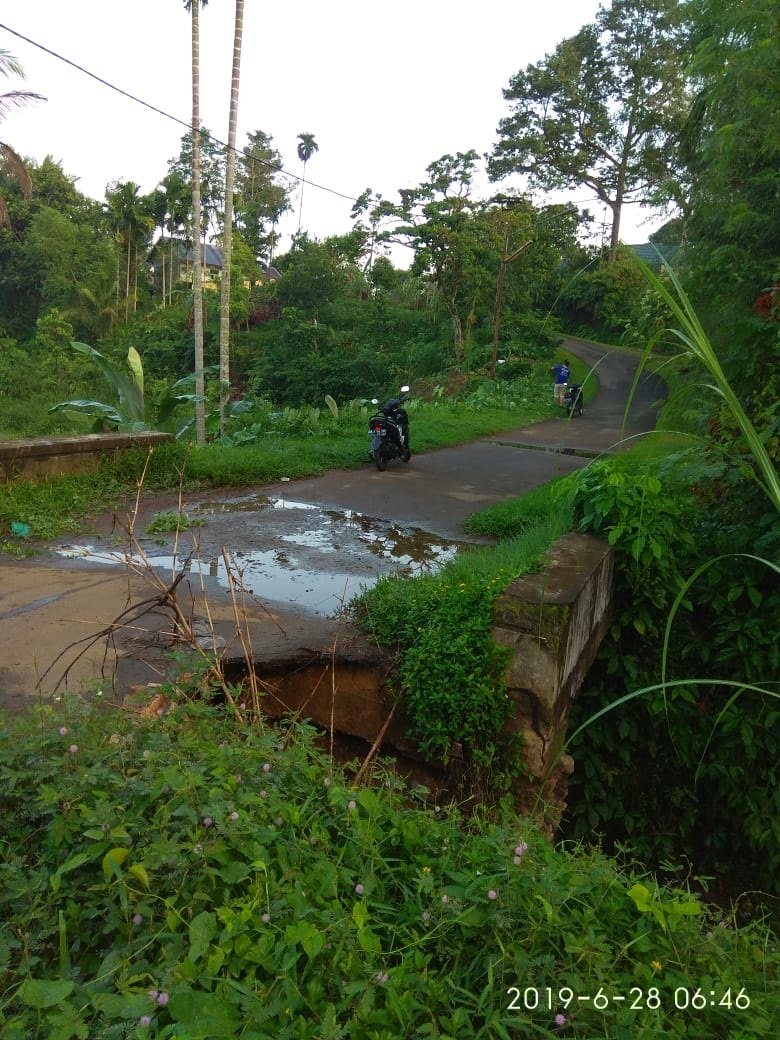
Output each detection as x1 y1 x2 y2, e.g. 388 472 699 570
400 385 410 393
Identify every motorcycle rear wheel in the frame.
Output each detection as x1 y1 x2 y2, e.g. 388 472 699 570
374 448 388 471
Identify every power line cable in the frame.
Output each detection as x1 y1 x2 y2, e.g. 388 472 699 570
1 21 624 244
0 21 358 203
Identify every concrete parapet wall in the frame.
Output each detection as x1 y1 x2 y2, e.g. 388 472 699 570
0 432 174 481
492 532 614 833
224 531 614 833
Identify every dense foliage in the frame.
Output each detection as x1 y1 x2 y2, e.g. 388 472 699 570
0 701 776 1039
351 477 577 780
564 445 779 902
0 368 563 555
1 1 777 446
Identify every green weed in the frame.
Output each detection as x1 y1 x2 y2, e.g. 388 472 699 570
145 511 207 535
0 700 775 1039
351 515 573 774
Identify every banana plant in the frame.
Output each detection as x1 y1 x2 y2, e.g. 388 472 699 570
49 341 210 438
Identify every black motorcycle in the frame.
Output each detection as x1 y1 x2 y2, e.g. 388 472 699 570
368 386 411 471
564 383 584 416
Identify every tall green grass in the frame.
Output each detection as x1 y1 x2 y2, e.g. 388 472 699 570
635 262 780 512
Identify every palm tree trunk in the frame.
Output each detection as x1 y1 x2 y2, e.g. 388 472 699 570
191 0 206 443
219 0 244 437
125 236 131 323
169 238 175 307
297 161 307 235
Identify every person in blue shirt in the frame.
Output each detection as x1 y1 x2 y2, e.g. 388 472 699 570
552 359 570 406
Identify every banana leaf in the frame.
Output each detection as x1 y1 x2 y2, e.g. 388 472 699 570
48 400 124 427
69 341 145 423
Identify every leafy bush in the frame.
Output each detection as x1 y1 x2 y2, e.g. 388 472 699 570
351 515 572 774
354 570 513 769
98 306 196 383
498 311 562 360
0 336 100 438
553 250 647 342
0 701 776 1039
564 451 780 901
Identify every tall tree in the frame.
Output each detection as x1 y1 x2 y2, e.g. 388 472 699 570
167 128 225 239
235 130 291 264
373 151 486 363
0 49 44 228
184 0 208 444
296 132 318 235
678 0 780 404
104 181 152 322
490 0 687 260
143 186 169 302
156 170 190 306
219 0 244 437
350 188 397 274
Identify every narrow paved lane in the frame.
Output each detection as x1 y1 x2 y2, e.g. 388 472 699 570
252 337 665 538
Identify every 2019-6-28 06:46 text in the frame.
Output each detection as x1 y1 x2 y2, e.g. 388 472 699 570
506 985 751 1013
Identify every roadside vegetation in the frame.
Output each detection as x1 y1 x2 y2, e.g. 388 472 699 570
354 349 778 910
0 700 775 1039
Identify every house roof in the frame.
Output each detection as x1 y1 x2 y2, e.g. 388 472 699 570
190 242 223 267
152 237 223 267
151 239 282 278
628 242 679 268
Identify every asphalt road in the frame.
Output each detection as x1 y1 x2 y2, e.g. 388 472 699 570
0 338 664 710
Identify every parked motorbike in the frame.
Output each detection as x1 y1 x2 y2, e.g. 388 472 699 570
368 385 411 471
564 382 584 416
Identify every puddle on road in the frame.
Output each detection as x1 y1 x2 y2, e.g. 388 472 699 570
56 496 464 616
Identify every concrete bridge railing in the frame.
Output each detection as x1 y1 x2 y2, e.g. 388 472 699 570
492 531 614 833
0 432 174 482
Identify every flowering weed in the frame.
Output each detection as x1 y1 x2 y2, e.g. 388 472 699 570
0 701 776 1038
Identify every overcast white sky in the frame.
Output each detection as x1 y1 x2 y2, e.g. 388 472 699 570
1 0 665 262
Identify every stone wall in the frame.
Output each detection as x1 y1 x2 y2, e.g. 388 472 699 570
0 432 174 482
492 532 614 834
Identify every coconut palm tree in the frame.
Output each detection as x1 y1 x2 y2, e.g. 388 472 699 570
104 181 152 322
296 132 318 235
219 0 244 437
0 49 44 228
184 0 208 444
160 170 190 306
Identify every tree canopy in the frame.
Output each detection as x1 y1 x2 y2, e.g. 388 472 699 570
489 0 688 260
